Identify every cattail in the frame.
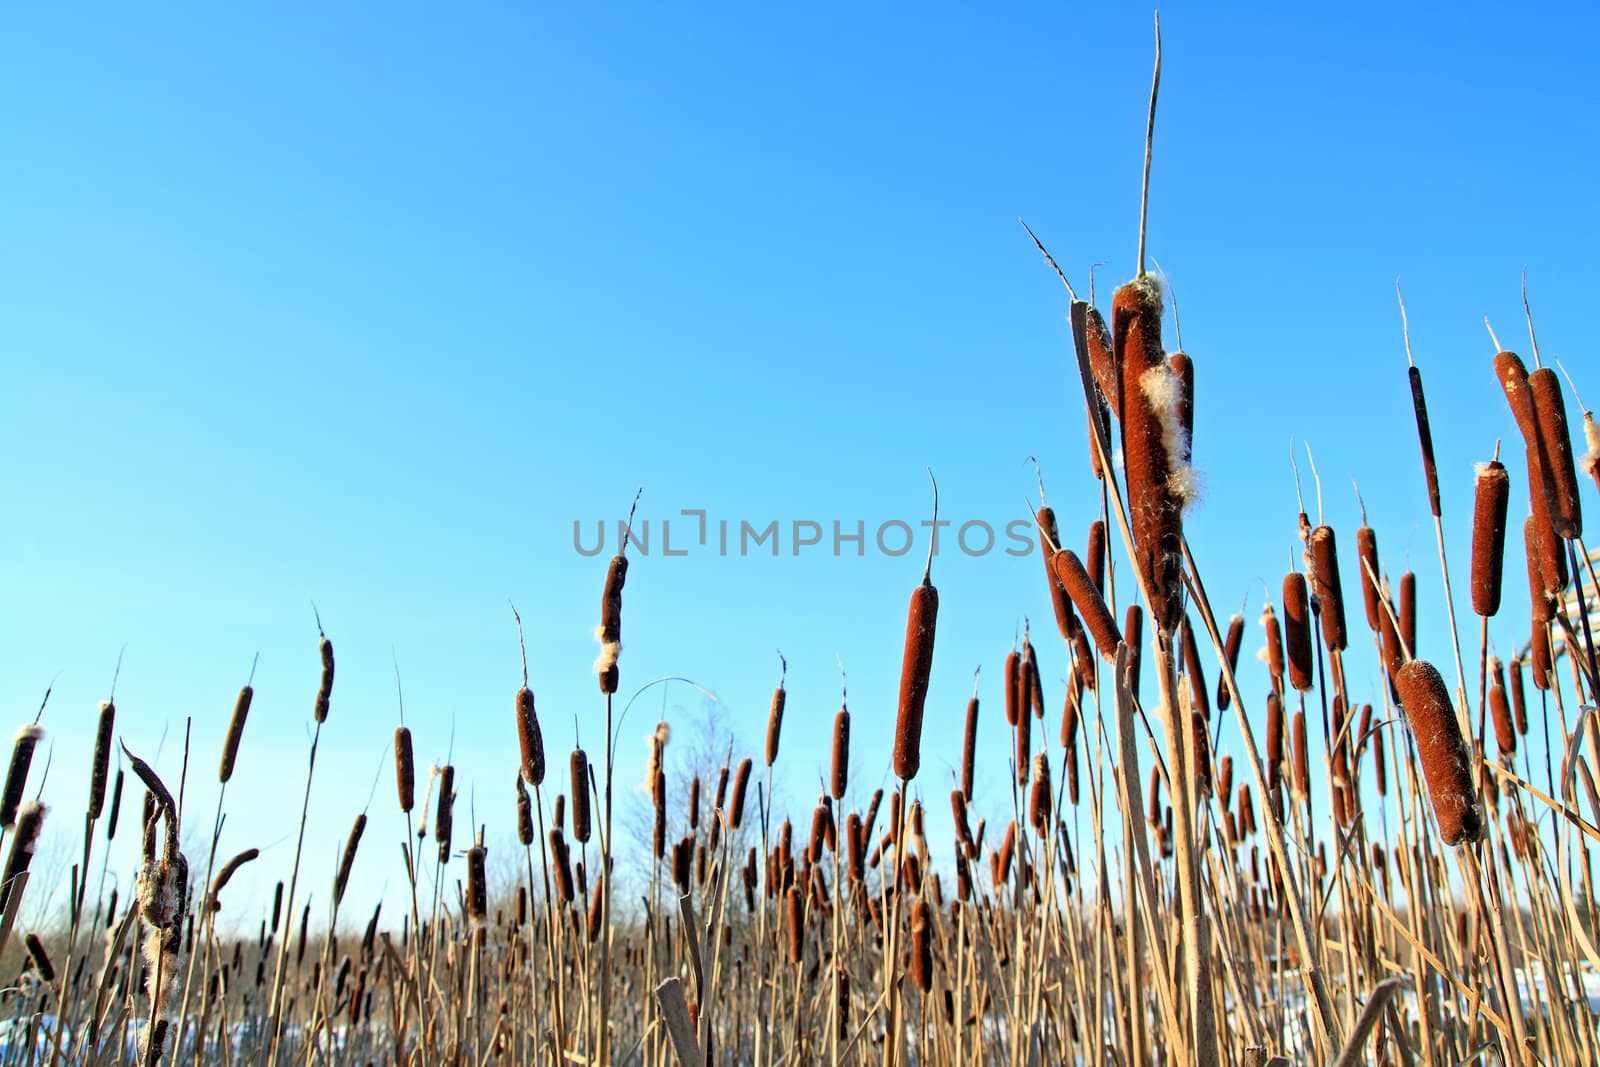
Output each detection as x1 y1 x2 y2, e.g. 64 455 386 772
24 932 54 983
1147 766 1162 828
1054 549 1121 659
552 792 565 832
209 848 259 912
89 700 115 819
1023 636 1045 720
1490 675 1516 758
596 554 627 694
271 881 283 933
1399 572 1417 661
1060 689 1080 749
1125 605 1144 694
0 725 43 830
688 776 701 830
1115 275 1187 633
1356 524 1382 633
516 687 545 786
1072 628 1096 696
1217 755 1234 808
435 765 455 862
1015 713 1032 789
729 758 752 830
1266 692 1284 792
1396 660 1483 845
1086 519 1108 592
961 693 978 802
1085 302 1119 420
1180 615 1209 721
1373 725 1388 797
1003 649 1022 727
1309 526 1348 652
1260 603 1285 692
785 886 805 963
314 633 334 723
996 821 1016 885
394 727 415 813
910 899 934 992
0 801 46 914
1530 368 1583 539
1217 614 1244 711
570 750 591 844
1028 753 1051 833
1471 460 1511 617
863 788 884 845
893 554 939 782
766 667 786 767
1192 711 1213 798
831 708 850 801
1282 574 1313 692
467 845 487 924
671 838 691 891
1508 656 1529 735
334 814 366 906
1408 365 1442 518
1036 506 1080 641
551 831 574 902
218 685 252 785
586 874 604 941
1292 711 1309 801
517 776 534 846
846 813 865 882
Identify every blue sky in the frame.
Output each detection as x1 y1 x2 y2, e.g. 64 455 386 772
2 3 1597 929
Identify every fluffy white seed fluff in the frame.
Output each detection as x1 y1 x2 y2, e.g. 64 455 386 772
1256 605 1277 664
593 625 621 675
1140 363 1203 512
1582 413 1600 478
13 724 42 744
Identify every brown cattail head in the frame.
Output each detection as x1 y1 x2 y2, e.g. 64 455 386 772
570 750 592 843
516 687 545 786
1054 549 1120 660
596 554 627 694
729 757 753 830
1508 656 1529 735
1530 367 1582 540
1309 526 1348 652
1260 602 1285 692
1036 506 1080 641
1217 614 1244 711
1003 649 1022 727
1023 635 1044 720
1408 365 1442 518
1115 275 1187 634
334 814 366 906
961 695 978 802
1399 572 1417 662
1015 713 1032 789
516 775 534 846
785 886 805 964
831 708 850 801
1125 605 1144 694
765 673 786 767
1282 573 1314 692
1496 351 1540 444
0 800 45 913
0 725 44 830
1490 674 1516 758
90 700 115 819
1471 461 1511 617
219 687 252 785
1373 725 1388 797
467 844 487 923
1266 691 1284 792
910 899 934 992
1179 615 1210 722
106 767 124 841
586 873 605 941
394 727 415 813
1217 754 1235 808
1086 302 1119 422
893 580 938 781
435 765 455 861
1356 525 1382 633
1060 688 1080 750
688 776 701 830
1396 660 1483 845
1292 710 1309 801
1526 503 1568 600
315 635 334 723
1028 753 1051 833
24 932 54 983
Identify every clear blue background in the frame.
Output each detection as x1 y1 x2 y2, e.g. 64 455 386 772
2 2 1596 930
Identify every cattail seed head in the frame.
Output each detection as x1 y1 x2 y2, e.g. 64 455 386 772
1356 525 1382 633
106 768 124 841
467 845 488 924
729 757 752 830
516 776 534 846
1217 615 1244 712
1309 526 1348 652
1015 714 1032 789
1054 549 1121 660
334 814 366 906
1282 574 1314 692
24 932 54 983
1036 506 1080 641
1260 603 1285 692
218 686 252 785
831 709 850 801
586 874 604 942
1490 676 1516 758
1530 368 1583 539
786 886 805 963
315 635 334 723
1508 656 1529 735
435 765 455 862
910 899 934 992
688 776 701 830
1399 572 1417 662
1179 615 1210 721
394 727 415 813
893 580 938 782
1125 605 1144 693
1471 461 1511 617
1028 753 1051 834
596 554 627 694
516 687 545 786
1292 710 1309 801
90 700 115 819
961 695 978 802
1003 650 1021 727
1115 275 1187 633
1 801 47 915
765 678 786 767
0 725 43 830
570 750 591 844
1265 692 1284 792
1396 660 1483 845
